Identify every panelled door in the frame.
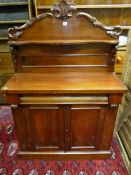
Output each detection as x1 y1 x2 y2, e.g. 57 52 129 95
13 105 65 152
70 105 107 151
13 104 108 153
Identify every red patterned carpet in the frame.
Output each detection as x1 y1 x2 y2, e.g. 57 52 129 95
0 106 129 175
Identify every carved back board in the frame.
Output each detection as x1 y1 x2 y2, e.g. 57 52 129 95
8 0 122 73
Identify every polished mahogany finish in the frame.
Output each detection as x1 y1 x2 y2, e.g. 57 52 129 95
1 0 127 160
2 72 126 95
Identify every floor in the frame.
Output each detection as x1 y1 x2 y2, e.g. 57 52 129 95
0 106 129 175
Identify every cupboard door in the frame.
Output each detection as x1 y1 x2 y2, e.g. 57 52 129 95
13 105 64 152
70 105 107 151
29 106 64 151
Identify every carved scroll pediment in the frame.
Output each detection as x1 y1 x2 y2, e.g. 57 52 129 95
77 12 122 38
8 0 122 41
8 13 53 40
51 0 76 19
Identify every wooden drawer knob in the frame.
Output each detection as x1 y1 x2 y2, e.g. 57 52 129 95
116 56 122 63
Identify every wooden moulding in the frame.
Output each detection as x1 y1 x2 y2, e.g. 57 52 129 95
8 40 119 45
18 150 111 160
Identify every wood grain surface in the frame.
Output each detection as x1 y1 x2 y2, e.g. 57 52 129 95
1 72 127 94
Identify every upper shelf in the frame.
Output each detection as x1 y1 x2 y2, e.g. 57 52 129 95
0 0 32 41
0 20 28 24
36 4 131 9
0 2 28 6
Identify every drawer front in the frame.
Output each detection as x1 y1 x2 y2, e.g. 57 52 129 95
0 53 12 65
19 95 108 105
0 53 14 73
115 51 126 74
0 44 10 53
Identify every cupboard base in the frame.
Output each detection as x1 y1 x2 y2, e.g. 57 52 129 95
18 151 111 160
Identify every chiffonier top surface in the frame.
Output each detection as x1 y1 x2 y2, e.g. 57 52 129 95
2 72 127 95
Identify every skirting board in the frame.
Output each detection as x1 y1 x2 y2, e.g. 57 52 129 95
18 150 111 160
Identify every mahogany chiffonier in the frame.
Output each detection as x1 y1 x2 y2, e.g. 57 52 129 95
1 0 127 160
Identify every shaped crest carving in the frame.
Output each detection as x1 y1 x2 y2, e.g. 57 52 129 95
51 0 76 19
8 13 53 40
8 0 122 40
77 12 122 38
